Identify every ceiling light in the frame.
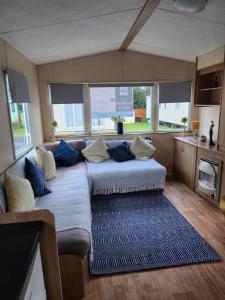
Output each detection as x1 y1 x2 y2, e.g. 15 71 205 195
172 0 206 13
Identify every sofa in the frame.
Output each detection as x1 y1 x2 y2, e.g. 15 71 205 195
0 138 167 297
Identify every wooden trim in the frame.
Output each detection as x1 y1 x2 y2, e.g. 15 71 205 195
0 209 63 300
198 63 223 75
119 0 160 50
59 255 85 299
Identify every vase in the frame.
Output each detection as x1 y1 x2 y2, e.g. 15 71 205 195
117 122 123 135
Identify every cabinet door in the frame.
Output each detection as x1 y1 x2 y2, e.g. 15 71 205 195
174 140 197 190
182 143 197 190
174 140 184 179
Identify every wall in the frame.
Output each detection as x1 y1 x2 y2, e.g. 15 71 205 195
0 39 43 174
37 50 196 141
197 46 225 141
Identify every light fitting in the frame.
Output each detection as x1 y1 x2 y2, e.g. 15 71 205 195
172 0 206 13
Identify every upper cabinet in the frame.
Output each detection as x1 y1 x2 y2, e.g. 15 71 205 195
194 63 223 106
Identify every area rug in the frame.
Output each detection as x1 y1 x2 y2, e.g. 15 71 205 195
89 191 220 275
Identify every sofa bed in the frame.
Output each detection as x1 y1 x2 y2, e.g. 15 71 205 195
0 137 166 297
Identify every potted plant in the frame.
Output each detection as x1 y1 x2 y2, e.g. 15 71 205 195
111 116 125 135
181 117 188 137
51 120 58 142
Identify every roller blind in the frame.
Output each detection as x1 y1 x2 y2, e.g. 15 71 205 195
89 83 154 88
50 83 84 104
6 69 30 103
159 81 192 103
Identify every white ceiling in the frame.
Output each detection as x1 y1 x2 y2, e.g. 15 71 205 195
0 0 225 64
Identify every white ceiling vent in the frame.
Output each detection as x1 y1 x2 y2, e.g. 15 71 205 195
172 0 206 13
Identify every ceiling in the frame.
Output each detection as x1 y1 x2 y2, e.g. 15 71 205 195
0 0 224 64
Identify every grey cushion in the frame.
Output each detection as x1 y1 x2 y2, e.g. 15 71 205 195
57 228 90 257
36 162 91 257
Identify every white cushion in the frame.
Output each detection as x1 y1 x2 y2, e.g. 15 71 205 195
130 136 156 160
36 147 56 180
4 172 36 212
82 137 109 163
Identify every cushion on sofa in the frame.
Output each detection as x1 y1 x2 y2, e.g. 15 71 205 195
25 158 51 197
4 172 36 212
107 142 134 162
36 164 92 257
54 139 79 167
130 136 156 160
82 137 109 163
36 147 56 180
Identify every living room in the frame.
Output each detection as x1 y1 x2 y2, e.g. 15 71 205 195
0 1 225 300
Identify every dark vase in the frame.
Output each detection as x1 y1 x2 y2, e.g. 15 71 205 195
117 122 123 135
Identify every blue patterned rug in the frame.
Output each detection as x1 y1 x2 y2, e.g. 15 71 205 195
89 191 220 276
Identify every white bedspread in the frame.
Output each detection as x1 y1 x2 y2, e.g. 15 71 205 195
87 159 167 195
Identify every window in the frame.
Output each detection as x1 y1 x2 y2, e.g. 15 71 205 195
158 102 190 131
89 85 153 133
5 75 31 155
52 104 84 134
158 82 191 131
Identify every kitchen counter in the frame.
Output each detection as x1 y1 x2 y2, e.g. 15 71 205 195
174 136 225 155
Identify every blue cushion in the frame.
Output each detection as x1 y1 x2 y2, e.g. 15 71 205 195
107 142 134 162
25 158 51 197
54 139 79 167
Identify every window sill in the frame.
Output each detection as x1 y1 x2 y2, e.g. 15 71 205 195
54 130 192 139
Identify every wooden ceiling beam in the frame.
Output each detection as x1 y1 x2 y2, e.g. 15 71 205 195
119 0 160 51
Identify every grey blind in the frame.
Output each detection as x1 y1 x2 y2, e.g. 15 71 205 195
89 83 153 88
50 83 84 104
6 69 30 103
159 81 192 103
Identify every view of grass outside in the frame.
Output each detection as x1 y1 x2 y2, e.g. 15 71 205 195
13 127 26 136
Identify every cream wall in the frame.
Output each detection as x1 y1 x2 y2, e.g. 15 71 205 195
0 39 43 174
37 50 196 141
197 46 225 141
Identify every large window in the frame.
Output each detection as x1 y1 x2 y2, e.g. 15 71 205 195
5 74 31 155
52 103 84 134
90 85 153 133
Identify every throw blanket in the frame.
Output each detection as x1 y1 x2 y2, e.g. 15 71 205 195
36 166 92 250
87 159 167 195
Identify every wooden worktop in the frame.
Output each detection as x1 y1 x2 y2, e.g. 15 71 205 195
174 136 225 156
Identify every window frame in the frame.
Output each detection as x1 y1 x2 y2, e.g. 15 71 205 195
89 84 154 135
4 73 32 158
50 82 192 137
156 82 191 132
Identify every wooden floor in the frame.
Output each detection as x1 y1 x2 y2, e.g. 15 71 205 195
83 178 225 300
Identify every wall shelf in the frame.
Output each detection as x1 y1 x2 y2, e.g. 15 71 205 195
195 63 223 106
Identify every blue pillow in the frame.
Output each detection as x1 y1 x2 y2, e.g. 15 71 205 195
25 158 51 197
54 139 79 167
107 142 134 162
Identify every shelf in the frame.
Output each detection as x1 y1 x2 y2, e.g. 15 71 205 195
199 87 222 92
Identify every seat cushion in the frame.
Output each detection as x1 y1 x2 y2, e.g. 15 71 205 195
57 228 90 257
87 159 167 195
36 162 91 257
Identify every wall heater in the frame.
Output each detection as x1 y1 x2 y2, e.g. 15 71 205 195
198 156 223 204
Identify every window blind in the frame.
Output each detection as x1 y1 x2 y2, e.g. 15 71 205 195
5 69 30 103
50 83 84 104
159 81 192 103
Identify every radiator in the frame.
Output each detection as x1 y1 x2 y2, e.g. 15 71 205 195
198 156 222 203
